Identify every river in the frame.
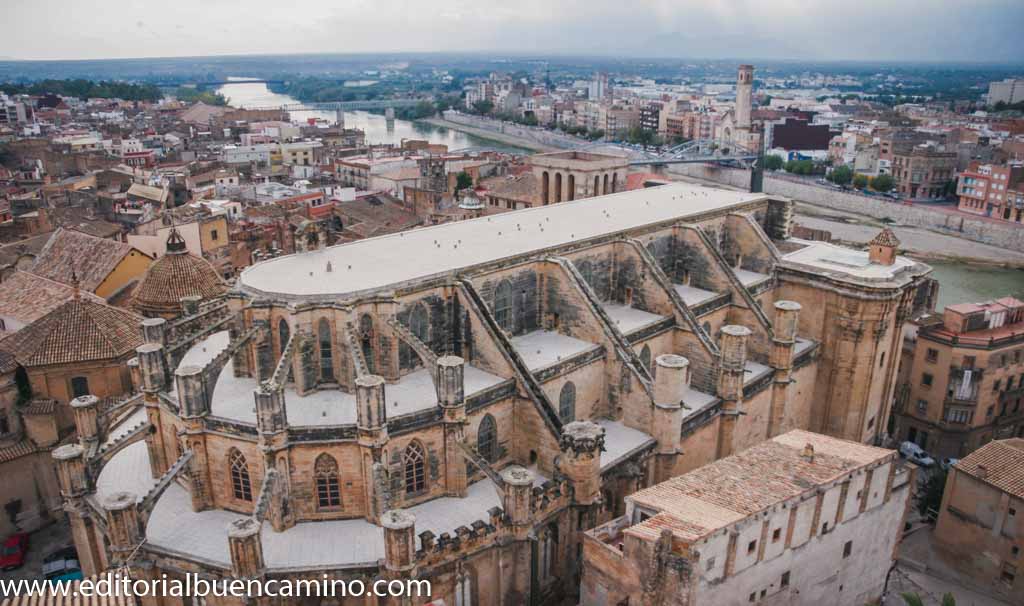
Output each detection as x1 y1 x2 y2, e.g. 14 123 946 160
215 78 529 153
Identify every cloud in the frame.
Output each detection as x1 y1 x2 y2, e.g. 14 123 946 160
1 0 1022 62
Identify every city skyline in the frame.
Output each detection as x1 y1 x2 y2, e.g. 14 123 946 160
2 0 1024 63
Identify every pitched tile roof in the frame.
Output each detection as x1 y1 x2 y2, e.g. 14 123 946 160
627 430 894 543
0 297 143 367
954 438 1024 500
0 270 105 327
870 227 901 248
29 228 143 293
0 439 36 464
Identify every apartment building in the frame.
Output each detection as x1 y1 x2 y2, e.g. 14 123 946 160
895 297 1024 459
892 144 956 200
957 161 1024 222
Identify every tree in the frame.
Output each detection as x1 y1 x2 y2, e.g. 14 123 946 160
455 171 473 191
471 100 494 115
871 174 894 192
853 174 869 189
830 165 853 186
763 154 784 171
918 469 948 517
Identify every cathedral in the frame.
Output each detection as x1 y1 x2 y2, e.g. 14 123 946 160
53 182 935 605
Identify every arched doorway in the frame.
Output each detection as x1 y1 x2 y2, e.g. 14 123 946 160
554 173 563 203
542 171 550 205
567 174 575 201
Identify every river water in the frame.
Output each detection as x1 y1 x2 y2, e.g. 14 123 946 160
215 78 527 152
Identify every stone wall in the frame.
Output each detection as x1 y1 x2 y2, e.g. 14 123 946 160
670 164 1024 253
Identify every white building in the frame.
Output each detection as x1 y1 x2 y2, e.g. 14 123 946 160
582 430 915 606
988 79 1024 105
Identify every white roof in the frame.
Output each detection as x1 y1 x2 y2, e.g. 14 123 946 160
239 183 767 299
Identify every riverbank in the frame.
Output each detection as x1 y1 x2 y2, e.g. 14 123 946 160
421 117 559 153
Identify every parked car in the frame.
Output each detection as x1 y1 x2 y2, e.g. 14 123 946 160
0 532 29 571
899 441 936 467
940 457 960 470
42 546 83 582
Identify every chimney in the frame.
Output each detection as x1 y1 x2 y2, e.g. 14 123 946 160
801 443 815 463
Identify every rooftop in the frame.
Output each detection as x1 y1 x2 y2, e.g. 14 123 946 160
954 438 1024 500
239 183 768 300
625 430 893 544
30 228 143 293
780 238 925 285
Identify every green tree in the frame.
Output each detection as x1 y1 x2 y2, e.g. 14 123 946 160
871 174 894 192
902 592 955 606
853 174 869 189
918 469 948 517
830 165 853 186
471 100 494 115
763 154 784 171
455 171 473 191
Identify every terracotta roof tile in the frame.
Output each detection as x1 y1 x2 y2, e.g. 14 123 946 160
954 438 1024 500
0 270 105 326
628 430 894 543
0 439 36 464
30 228 142 292
1 297 143 367
131 250 226 316
869 228 900 248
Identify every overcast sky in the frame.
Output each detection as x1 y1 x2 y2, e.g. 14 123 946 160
2 0 1023 63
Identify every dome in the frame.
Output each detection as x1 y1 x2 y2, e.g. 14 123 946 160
131 229 227 318
459 191 484 211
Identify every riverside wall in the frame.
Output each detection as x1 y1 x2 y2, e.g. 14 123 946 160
668 164 1024 253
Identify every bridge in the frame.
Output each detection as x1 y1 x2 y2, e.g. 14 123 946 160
244 99 425 112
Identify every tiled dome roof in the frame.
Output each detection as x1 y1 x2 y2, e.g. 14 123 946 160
1 297 143 367
131 243 226 316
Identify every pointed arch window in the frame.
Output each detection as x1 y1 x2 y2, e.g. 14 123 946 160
477 414 498 463
359 314 375 374
539 523 559 583
403 441 426 495
315 453 341 508
576 260 594 289
454 566 475 606
493 280 513 333
228 449 252 501
559 382 576 423
410 303 429 346
640 345 652 374
278 319 290 352
318 318 334 382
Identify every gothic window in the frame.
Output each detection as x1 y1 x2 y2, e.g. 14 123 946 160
494 280 514 333
278 318 291 351
70 376 90 398
577 260 594 288
403 441 426 495
477 414 498 463
315 454 341 509
318 318 334 382
228 449 252 501
640 345 652 374
410 303 429 346
360 314 375 374
454 567 475 606
559 382 576 423
539 523 559 583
